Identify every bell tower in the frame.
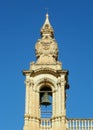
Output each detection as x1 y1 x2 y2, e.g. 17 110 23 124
23 14 69 130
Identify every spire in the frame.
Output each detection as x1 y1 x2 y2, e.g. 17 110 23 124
40 13 54 38
35 14 58 64
43 13 50 26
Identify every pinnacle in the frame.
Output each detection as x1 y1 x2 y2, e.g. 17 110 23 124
45 13 50 25
40 13 54 38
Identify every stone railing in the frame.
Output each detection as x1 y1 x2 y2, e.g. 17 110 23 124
40 118 93 130
40 118 52 130
67 118 93 130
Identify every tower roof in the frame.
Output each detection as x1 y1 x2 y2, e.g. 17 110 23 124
40 13 54 38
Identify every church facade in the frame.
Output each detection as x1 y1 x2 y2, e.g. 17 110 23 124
23 14 93 130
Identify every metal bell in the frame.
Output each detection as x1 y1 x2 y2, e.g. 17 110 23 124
41 92 51 106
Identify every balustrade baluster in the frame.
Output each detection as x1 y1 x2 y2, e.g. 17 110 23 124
76 120 77 130
69 120 71 130
68 119 93 130
82 120 84 130
40 119 52 130
85 120 86 130
91 120 92 130
88 120 89 130
79 120 80 130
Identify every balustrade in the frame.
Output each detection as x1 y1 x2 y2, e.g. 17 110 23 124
40 118 93 130
68 118 93 130
40 118 52 130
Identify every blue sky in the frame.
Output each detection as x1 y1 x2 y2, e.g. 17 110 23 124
0 0 93 130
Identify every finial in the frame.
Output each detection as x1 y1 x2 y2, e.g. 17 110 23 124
46 13 49 18
45 8 49 23
45 8 49 15
40 12 54 38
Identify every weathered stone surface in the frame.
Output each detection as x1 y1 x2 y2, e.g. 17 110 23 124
23 14 69 130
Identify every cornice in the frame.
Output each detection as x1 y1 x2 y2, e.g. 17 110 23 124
23 68 68 78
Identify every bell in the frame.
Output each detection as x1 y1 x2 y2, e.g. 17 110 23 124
41 92 51 106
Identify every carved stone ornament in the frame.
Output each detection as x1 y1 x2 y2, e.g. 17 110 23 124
35 38 58 64
35 14 58 64
25 78 34 87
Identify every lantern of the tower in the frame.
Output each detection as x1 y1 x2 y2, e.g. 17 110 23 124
23 14 69 130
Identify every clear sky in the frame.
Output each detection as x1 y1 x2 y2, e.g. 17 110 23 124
0 0 93 130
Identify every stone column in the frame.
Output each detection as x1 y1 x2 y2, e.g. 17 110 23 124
35 90 40 130
56 88 59 116
61 78 66 116
52 91 56 130
29 78 34 130
60 77 66 130
25 76 31 115
29 78 34 115
52 91 56 117
58 80 61 116
24 75 31 130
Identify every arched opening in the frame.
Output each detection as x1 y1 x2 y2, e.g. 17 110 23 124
40 86 52 118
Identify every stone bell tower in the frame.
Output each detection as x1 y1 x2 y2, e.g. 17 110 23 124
23 14 69 130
